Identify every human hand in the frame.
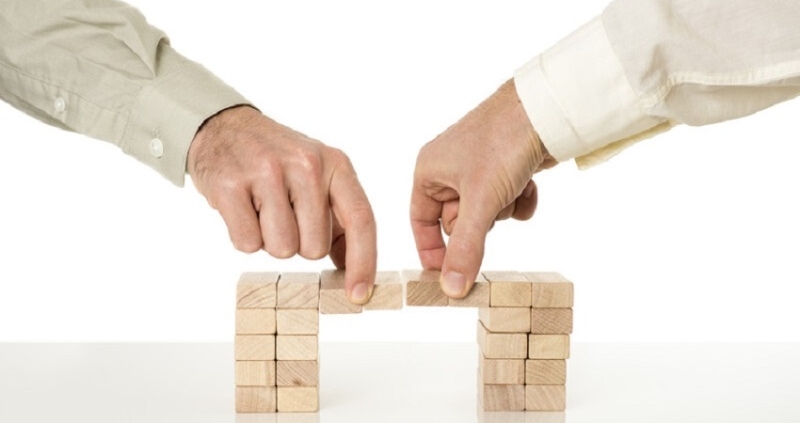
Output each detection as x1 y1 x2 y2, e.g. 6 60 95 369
411 79 557 298
188 106 376 304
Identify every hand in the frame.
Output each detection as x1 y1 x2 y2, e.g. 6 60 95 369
410 79 557 298
188 106 376 304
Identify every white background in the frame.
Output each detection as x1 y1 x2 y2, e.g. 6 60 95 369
1 0 798 343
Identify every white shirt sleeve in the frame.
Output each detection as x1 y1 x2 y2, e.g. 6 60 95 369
514 0 800 168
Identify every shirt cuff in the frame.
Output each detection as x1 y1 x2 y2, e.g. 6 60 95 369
513 16 668 168
120 45 250 186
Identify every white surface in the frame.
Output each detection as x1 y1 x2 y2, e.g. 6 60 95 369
1 342 799 423
2 0 800 343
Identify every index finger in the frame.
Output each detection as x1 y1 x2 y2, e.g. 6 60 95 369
410 185 446 270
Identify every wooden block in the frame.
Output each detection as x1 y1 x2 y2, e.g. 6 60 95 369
403 269 448 306
363 271 404 310
524 272 574 308
236 360 276 386
483 271 532 307
236 386 277 413
525 360 567 385
477 321 527 359
276 360 319 387
277 386 319 412
528 335 570 359
235 335 276 361
277 272 320 309
525 385 566 411
276 309 319 335
530 308 573 334
477 411 527 423
479 381 525 411
479 307 531 333
319 269 362 314
236 308 277 335
449 273 490 307
237 272 279 309
479 355 525 384
276 335 318 360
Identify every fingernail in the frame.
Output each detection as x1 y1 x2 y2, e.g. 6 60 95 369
441 271 467 297
523 183 534 199
350 283 371 304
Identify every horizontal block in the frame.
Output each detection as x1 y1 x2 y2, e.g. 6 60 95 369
277 386 319 412
524 272 574 308
484 271 532 307
235 335 275 361
236 360 276 386
236 308 277 335
477 321 527 359
526 385 566 411
526 360 567 385
479 307 531 333
277 272 320 309
479 355 525 385
363 271 404 310
403 269 448 306
530 308 573 334
276 309 319 335
528 335 570 359
480 382 525 411
277 360 319 387
276 335 318 360
450 273 490 307
237 272 279 309
236 386 277 413
319 269 362 314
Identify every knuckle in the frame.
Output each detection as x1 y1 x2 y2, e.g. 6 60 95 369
344 205 375 229
233 237 262 254
293 147 324 176
300 245 329 260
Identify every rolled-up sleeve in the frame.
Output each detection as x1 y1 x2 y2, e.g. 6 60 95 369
0 0 250 185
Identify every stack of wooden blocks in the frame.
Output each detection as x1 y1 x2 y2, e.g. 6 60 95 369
235 269 573 413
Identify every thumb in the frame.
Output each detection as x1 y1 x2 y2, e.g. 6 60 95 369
439 198 495 298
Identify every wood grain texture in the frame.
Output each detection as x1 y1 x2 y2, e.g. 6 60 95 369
450 273 490 307
525 360 567 385
235 360 276 386
483 271 532 308
479 381 526 411
236 308 277 335
237 272 279 309
479 307 532 333
479 355 525 385
524 272 574 308
530 308 573 334
236 386 277 413
525 384 566 411
276 309 319 335
276 360 319 387
319 269 362 314
363 271 404 310
277 272 320 309
277 386 319 412
235 335 276 361
403 269 448 306
528 335 570 359
477 321 528 359
276 335 318 360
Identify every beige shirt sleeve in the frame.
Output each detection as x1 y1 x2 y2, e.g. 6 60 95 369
0 0 250 186
514 0 800 168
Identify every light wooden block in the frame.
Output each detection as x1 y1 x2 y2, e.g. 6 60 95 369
449 273 490 307
277 272 320 309
236 360 276 386
276 309 319 335
236 386 277 413
530 308 573 334
235 335 276 361
479 307 531 333
477 321 527 359
276 360 319 387
319 269 362 314
403 269 448 306
479 381 526 411
483 271 532 307
237 272 279 309
528 335 570 359
524 272 574 308
276 335 318 360
477 411 527 423
525 385 566 411
525 360 566 385
363 271 404 310
479 355 525 385
236 308 277 335
277 386 319 412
